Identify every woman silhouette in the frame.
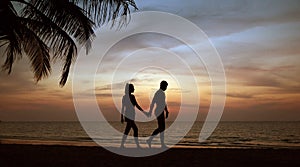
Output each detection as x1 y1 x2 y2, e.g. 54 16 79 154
120 83 146 148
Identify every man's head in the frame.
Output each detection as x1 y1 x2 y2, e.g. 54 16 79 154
160 80 168 91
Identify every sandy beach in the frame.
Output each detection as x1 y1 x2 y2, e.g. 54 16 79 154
1 144 299 167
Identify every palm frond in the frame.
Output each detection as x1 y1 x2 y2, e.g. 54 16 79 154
1 0 137 86
23 0 95 54
59 45 76 86
1 1 23 74
72 0 138 28
20 15 77 86
19 19 51 82
20 0 82 85
2 33 22 74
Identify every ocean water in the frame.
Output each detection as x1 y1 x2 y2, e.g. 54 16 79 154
0 121 299 148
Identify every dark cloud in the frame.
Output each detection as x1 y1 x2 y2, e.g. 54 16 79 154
96 33 184 66
137 0 300 37
96 93 123 98
226 65 298 88
167 88 191 94
226 93 253 99
95 79 138 91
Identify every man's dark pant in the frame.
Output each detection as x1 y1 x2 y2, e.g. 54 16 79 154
150 114 165 145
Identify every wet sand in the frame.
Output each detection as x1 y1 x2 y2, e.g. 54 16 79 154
0 144 299 167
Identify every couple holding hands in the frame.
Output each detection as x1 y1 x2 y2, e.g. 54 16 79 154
121 81 169 148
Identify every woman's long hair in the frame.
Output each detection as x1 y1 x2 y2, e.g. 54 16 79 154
125 83 130 95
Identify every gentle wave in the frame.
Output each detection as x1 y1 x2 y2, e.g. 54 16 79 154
1 121 299 148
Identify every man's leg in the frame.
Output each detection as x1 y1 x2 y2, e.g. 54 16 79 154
147 116 162 148
157 115 166 147
147 114 165 148
147 129 160 148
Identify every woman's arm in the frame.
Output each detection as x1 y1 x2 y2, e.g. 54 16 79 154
136 103 144 112
132 95 144 112
136 102 149 117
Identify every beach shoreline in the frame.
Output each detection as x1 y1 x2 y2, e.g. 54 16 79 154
1 143 299 167
2 138 299 149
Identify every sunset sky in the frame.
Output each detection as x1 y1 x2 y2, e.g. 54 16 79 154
0 0 300 121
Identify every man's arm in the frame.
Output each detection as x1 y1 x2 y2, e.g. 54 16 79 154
149 93 157 116
165 105 169 119
121 97 125 123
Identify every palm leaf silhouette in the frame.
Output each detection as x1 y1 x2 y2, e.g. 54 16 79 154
0 0 137 86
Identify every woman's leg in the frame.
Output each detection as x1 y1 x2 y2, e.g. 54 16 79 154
131 121 140 148
121 121 132 148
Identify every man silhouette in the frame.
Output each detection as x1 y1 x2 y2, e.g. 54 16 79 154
147 80 169 148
